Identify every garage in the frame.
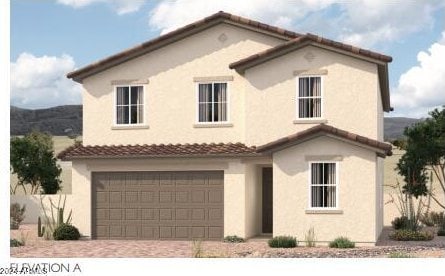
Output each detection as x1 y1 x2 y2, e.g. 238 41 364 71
92 171 224 240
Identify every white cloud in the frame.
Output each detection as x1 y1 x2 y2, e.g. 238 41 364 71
148 0 444 48
57 0 146 15
11 53 82 109
148 0 335 35
391 32 445 118
338 0 445 47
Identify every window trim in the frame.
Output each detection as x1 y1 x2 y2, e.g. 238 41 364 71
113 84 147 127
295 75 324 120
195 81 230 125
307 161 339 210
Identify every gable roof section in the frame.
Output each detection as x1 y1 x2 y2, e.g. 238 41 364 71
67 11 301 83
58 125 391 160
256 124 392 157
229 33 392 112
57 142 259 160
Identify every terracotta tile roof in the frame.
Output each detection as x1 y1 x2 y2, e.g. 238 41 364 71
58 125 391 160
229 33 392 70
256 124 392 157
57 142 259 160
67 11 301 82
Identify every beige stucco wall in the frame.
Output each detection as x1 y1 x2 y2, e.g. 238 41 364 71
244 164 263 238
244 45 380 146
81 23 284 146
273 136 379 244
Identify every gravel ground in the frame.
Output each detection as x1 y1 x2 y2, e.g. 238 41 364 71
10 225 445 258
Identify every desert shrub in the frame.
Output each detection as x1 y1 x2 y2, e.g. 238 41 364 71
53 224 80 240
420 211 445 227
389 229 434 241
304 227 316 247
268 236 297 248
223 235 245 243
192 240 202 258
388 251 412 258
437 228 445 236
329 237 355 248
391 216 410 230
10 203 26 230
10 239 23 247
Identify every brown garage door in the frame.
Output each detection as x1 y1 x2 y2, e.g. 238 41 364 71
92 171 224 240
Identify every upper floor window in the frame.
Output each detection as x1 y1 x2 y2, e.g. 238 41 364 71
309 162 337 209
297 76 322 119
197 82 228 123
116 85 144 125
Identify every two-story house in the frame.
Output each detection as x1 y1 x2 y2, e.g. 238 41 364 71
59 11 392 245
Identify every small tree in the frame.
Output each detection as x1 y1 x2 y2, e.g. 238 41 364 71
10 132 62 194
396 107 445 210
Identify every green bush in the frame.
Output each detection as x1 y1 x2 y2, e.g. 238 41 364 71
268 236 297 248
223 235 245 243
10 239 23 247
329 237 355 248
388 251 412 258
389 229 434 241
53 224 80 240
391 216 410 230
437 228 445 236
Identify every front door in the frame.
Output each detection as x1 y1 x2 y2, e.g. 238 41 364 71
262 167 273 233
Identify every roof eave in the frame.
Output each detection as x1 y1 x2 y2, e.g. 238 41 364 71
60 153 264 161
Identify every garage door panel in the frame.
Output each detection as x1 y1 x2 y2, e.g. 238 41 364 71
191 190 205 203
209 227 223 238
141 226 159 239
93 171 223 240
208 190 223 203
140 191 157 203
141 209 159 221
159 191 174 203
191 227 206 239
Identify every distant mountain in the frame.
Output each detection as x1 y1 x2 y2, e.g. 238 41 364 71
10 105 420 140
10 105 82 136
384 117 421 141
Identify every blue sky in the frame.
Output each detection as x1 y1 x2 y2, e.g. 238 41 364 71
10 0 445 117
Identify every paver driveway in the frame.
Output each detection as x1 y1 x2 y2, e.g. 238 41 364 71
10 225 445 258
12 239 197 258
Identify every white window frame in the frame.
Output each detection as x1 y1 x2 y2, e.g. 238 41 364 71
307 161 339 210
113 85 146 126
296 75 324 120
195 82 230 124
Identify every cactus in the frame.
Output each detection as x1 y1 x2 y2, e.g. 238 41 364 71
57 208 64 227
37 217 43 237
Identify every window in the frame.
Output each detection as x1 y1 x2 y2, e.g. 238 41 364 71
297 76 322 118
197 82 228 123
115 85 144 125
309 162 337 208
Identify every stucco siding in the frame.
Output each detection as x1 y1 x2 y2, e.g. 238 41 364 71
273 136 378 244
244 45 380 146
81 23 284 146
244 164 262 238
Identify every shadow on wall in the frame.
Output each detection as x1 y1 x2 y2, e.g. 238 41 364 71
10 195 75 224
